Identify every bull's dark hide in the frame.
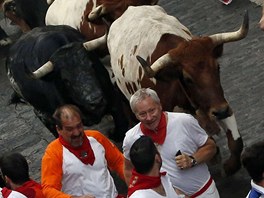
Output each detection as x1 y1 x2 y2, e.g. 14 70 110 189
6 25 128 140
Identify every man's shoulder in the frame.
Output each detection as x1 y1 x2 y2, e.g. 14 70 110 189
45 138 62 153
84 130 101 137
167 112 196 123
124 123 142 142
84 130 108 142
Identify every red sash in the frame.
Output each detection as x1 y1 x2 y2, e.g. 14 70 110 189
59 135 95 165
140 112 166 145
190 176 213 198
127 169 166 197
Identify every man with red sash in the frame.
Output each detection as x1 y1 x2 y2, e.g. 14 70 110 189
128 135 185 198
0 152 44 198
123 88 220 198
41 104 125 198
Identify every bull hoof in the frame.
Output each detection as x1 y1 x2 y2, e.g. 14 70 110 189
223 156 241 176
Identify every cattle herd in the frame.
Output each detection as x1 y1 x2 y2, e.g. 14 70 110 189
0 0 250 176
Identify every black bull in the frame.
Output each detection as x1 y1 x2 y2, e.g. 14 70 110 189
6 25 128 141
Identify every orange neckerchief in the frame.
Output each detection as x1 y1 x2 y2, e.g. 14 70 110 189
127 169 166 197
59 135 95 165
140 112 167 145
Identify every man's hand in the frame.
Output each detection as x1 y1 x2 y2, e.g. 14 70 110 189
175 153 193 170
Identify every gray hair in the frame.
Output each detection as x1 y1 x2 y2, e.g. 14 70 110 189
129 88 160 113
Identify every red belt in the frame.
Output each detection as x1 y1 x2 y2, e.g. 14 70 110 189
190 176 213 198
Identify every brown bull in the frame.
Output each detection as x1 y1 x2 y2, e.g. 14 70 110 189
85 5 249 175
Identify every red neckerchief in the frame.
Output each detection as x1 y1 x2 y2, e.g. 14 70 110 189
1 187 12 198
59 134 95 165
15 180 41 198
127 169 166 197
140 112 167 145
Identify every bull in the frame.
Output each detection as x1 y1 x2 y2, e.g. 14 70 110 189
6 25 128 141
1 0 158 42
86 5 249 175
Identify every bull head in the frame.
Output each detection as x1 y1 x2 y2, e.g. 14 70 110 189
136 11 249 136
137 10 249 78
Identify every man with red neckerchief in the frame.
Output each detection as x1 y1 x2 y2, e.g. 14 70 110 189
0 152 44 198
41 104 125 198
123 88 219 198
128 135 185 198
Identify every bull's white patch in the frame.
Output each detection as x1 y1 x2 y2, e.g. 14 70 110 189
108 5 192 100
218 114 240 140
45 0 96 31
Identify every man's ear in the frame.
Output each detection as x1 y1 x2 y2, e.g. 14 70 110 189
56 125 62 136
155 153 162 164
4 175 11 185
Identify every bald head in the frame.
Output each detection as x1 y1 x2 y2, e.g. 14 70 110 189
53 104 83 129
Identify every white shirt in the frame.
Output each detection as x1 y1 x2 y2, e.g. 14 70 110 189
61 136 118 197
123 112 212 195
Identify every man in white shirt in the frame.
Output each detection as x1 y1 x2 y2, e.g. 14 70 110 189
123 88 219 197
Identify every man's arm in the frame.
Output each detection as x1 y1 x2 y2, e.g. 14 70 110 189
41 142 71 198
124 158 134 186
191 137 216 163
259 1 264 30
175 137 216 169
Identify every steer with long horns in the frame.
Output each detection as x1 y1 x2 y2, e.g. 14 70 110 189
83 5 249 175
6 25 128 141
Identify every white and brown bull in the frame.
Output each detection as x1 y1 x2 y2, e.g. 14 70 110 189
86 5 249 175
1 0 158 45
46 0 158 42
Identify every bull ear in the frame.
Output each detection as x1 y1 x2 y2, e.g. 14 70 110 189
136 54 173 78
213 44 223 58
136 56 156 78
30 61 54 79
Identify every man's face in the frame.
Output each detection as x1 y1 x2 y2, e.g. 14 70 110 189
134 96 162 131
57 114 84 147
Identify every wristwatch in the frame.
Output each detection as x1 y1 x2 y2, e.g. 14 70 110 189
189 155 197 167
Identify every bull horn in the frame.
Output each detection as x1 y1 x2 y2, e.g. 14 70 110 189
31 61 54 79
83 33 107 51
88 5 107 21
136 54 172 78
209 10 249 46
